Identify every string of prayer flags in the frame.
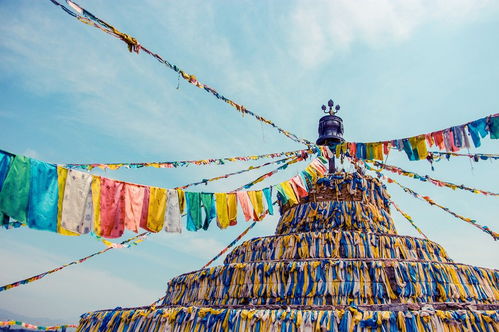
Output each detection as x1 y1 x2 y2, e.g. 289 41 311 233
48 0 312 146
176 155 299 190
390 200 428 239
231 155 304 192
0 148 326 237
0 232 149 293
336 114 499 161
428 151 499 161
65 148 312 171
367 160 499 196
0 320 77 331
363 162 498 240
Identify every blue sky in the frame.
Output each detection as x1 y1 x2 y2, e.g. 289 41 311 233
0 0 498 325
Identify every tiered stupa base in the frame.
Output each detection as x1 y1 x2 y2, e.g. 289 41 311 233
77 171 498 331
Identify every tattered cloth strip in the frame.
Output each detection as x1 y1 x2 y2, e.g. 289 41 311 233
77 306 499 332
224 230 450 264
276 200 396 235
429 151 499 161
0 320 77 331
65 148 312 171
48 0 312 147
367 160 499 196
390 200 428 239
162 259 498 306
363 163 498 240
277 170 393 216
332 113 499 161
79 305 499 332
0 232 148 292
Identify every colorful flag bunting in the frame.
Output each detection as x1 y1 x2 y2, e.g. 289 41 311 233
0 148 327 238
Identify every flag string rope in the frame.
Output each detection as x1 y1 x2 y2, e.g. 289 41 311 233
175 155 302 190
362 162 498 240
230 156 306 192
428 151 499 161
366 160 498 196
389 200 428 239
64 148 312 171
47 0 311 146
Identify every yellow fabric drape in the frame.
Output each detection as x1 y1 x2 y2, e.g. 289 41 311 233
247 191 264 221
91 176 102 235
373 143 383 160
409 135 428 160
280 181 299 205
227 193 237 226
147 187 166 232
215 193 229 229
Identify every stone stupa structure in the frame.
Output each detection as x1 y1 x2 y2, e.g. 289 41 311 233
77 104 498 331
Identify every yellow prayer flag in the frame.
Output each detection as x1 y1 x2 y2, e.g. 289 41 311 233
215 193 229 229
147 187 166 232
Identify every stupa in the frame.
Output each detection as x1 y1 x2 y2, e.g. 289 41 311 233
77 105 498 331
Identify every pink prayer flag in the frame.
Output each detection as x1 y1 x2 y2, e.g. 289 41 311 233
124 183 145 233
236 191 253 221
99 178 125 238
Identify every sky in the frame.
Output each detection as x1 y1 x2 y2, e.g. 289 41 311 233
0 0 498 325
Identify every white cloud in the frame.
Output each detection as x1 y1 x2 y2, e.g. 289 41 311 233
0 1 271 160
286 0 497 67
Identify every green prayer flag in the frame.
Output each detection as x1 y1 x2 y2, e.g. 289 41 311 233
0 155 31 222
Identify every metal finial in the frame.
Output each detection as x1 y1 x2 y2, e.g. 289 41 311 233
322 99 341 115
328 99 334 109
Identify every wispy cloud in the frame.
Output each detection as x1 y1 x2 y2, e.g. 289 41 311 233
0 1 280 160
286 0 498 67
